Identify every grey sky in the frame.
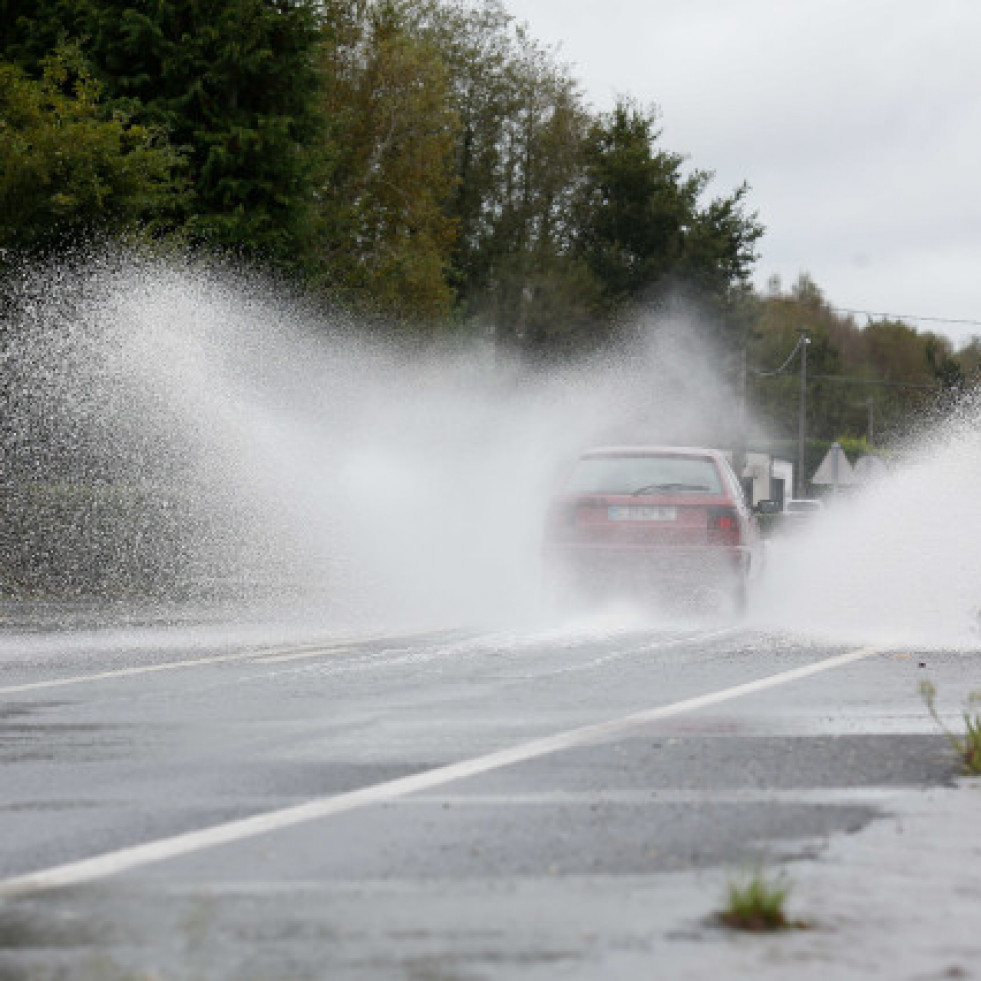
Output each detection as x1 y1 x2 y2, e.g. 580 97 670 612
504 0 981 346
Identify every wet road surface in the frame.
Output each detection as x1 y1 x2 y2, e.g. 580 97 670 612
0 609 976 979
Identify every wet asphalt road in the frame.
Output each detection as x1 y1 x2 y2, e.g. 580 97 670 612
0 607 973 979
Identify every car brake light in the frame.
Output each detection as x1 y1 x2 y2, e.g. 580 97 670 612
708 508 737 532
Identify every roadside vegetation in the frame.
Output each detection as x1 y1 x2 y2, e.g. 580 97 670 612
1 0 761 346
920 681 981 776
2 1 975 425
719 865 805 932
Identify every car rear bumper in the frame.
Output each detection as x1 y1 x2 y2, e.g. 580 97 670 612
543 543 753 597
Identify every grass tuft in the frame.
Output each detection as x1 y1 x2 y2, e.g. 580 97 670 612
718 865 801 932
919 680 981 775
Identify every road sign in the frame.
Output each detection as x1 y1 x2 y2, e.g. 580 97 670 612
811 442 858 488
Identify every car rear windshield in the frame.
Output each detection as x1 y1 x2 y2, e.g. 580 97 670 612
566 454 724 496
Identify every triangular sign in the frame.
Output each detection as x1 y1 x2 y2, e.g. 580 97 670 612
811 442 858 486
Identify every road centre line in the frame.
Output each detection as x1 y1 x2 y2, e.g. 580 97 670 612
0 628 463 695
0 625 722 694
0 643 356 695
250 649 350 664
0 643 883 898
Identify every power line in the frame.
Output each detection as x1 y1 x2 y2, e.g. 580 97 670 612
807 373 940 391
830 306 981 329
750 367 940 390
753 332 807 377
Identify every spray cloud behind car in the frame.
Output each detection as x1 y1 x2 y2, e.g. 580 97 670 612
1 248 979 647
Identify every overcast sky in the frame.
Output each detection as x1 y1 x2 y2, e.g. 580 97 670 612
504 0 981 346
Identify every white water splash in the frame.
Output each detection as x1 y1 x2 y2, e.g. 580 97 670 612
753 399 981 648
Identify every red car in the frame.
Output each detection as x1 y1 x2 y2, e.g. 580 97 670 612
542 446 763 613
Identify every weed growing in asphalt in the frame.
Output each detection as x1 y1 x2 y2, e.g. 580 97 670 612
920 680 981 775
719 865 802 932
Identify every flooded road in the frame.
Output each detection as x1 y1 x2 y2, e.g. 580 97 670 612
0 613 976 979
3 220 981 980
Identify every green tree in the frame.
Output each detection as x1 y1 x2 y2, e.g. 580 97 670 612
955 336 981 386
575 99 763 319
748 274 951 448
923 332 963 391
2 0 765 345
415 0 516 304
316 0 459 325
414 0 602 351
466 25 597 351
749 275 848 443
0 45 181 256
2 0 323 270
863 319 935 385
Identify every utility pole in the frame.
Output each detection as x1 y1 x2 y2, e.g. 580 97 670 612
734 340 747 484
797 329 809 498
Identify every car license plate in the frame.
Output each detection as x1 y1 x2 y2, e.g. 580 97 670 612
608 506 677 521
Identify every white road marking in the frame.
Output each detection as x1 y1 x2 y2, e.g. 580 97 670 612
400 787 904 805
250 648 350 664
0 626 730 694
0 645 346 694
0 643 882 898
0 629 456 694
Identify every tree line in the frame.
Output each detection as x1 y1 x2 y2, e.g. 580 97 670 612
0 0 762 351
1 0 976 443
748 273 979 451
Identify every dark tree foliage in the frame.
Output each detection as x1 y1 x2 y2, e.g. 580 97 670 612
575 99 763 319
314 0 460 326
2 0 323 268
2 0 770 354
409 0 600 351
0 45 181 256
747 274 971 448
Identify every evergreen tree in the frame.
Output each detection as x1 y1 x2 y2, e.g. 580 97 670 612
575 99 762 318
2 0 323 269
0 44 181 256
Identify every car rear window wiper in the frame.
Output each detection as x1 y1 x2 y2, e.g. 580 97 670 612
631 482 711 495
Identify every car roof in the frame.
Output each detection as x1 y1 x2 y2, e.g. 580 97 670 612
579 445 728 461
